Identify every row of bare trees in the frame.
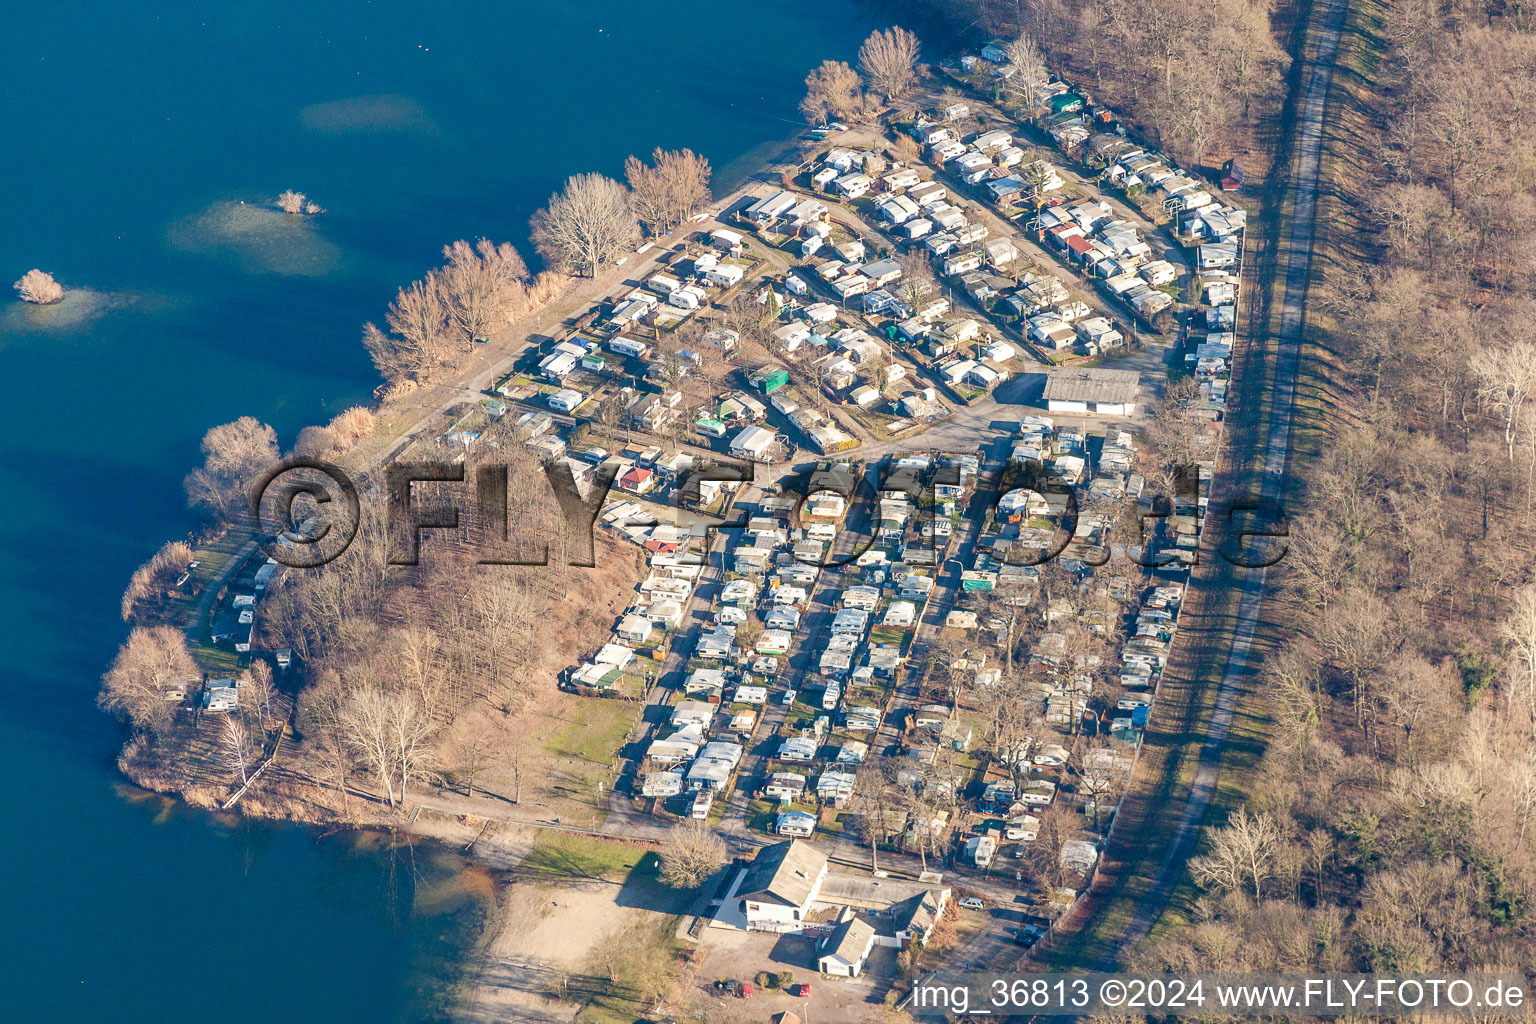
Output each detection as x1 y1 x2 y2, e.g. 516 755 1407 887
363 238 562 391
360 145 713 389
179 405 379 525
532 146 714 271
623 148 713 237
275 190 322 216
799 27 923 125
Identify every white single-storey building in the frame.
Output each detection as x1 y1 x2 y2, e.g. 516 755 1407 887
776 811 817 837
1042 368 1141 416
730 424 776 461
818 915 877 977
831 173 872 198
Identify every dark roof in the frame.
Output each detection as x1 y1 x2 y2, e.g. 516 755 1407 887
1042 368 1141 405
889 890 945 936
738 839 827 908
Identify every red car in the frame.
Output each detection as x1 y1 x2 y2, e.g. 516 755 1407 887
790 984 812 997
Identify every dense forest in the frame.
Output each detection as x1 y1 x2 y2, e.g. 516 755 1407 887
924 0 1292 169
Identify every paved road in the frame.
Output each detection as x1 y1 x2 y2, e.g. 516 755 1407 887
1047 0 1350 967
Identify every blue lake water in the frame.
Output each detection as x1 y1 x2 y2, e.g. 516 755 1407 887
0 1 873 1019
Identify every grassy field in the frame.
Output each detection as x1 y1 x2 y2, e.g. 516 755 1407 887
513 692 646 825
520 831 662 885
540 692 641 764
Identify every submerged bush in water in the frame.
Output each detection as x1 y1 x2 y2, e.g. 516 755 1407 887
14 269 64 304
276 190 323 216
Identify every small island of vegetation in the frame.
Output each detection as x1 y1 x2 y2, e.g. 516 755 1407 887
275 189 324 216
13 269 64 305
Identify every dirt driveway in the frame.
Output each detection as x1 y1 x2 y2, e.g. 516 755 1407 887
682 929 900 1024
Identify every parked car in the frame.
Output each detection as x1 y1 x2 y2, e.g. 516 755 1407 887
1013 925 1046 946
959 897 987 911
789 984 812 997
781 689 797 706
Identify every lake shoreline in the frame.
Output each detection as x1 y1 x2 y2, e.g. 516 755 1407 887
111 117 828 1020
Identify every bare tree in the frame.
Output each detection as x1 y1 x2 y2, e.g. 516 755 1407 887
326 406 377 453
1004 35 1051 110
989 683 1049 792
1500 586 1536 720
625 148 713 237
297 671 353 809
1024 804 1074 890
799 60 865 126
890 133 922 165
222 715 254 785
389 272 452 363
895 250 938 313
120 539 196 622
244 660 279 738
586 927 629 984
659 820 727 888
361 271 456 390
339 683 434 807
530 173 638 277
439 238 530 348
183 416 280 520
1073 746 1122 831
1471 340 1536 462
443 721 496 798
625 938 678 1012
853 758 900 873
98 626 199 736
13 269 64 304
1189 805 1286 900
858 27 921 102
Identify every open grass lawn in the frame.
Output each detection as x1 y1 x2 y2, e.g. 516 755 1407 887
540 692 641 764
746 798 777 834
779 705 818 733
521 832 669 890
517 693 645 825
